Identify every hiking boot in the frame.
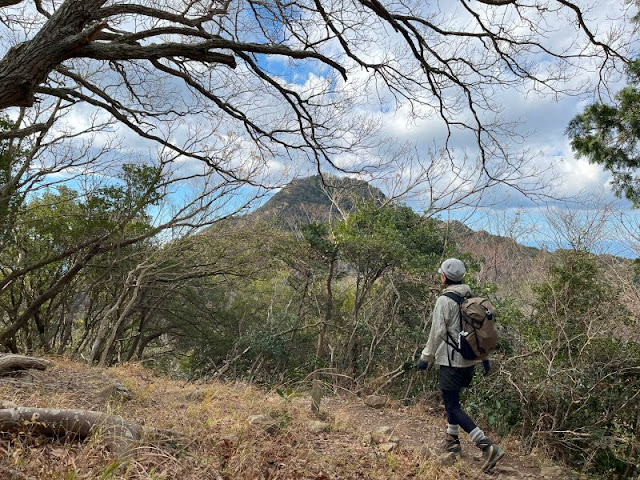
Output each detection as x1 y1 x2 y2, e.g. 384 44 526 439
477 439 505 472
440 433 462 455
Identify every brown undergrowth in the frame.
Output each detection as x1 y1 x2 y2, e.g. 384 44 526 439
0 357 560 479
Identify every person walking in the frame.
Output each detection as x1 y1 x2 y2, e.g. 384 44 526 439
417 258 504 472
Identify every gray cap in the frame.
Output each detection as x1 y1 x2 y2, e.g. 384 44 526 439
438 258 466 282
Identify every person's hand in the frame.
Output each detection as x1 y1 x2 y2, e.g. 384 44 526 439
482 359 491 376
416 359 429 370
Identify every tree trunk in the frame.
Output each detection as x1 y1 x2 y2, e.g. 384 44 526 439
124 313 148 363
33 311 50 353
0 245 101 348
0 0 108 109
57 306 74 355
134 331 163 360
98 284 150 366
91 264 150 365
317 254 335 362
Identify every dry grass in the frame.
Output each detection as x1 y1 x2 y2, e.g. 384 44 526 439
0 358 473 480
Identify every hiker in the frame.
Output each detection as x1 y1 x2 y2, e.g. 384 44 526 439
417 257 504 472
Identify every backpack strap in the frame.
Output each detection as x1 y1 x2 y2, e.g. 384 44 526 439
440 292 464 366
442 291 463 305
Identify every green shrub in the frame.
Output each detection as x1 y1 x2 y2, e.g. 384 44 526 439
472 251 639 478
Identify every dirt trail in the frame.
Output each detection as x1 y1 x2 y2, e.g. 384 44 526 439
0 359 570 479
324 396 565 479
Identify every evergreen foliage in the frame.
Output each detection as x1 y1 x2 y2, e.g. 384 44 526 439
0 164 161 355
567 60 640 205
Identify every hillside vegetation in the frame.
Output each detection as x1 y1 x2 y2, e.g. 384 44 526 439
1 175 638 478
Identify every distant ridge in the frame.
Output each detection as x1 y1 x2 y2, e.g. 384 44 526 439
254 176 540 258
255 175 386 226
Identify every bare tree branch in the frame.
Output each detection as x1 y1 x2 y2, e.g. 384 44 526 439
81 42 237 65
0 0 109 108
0 0 23 7
476 0 517 5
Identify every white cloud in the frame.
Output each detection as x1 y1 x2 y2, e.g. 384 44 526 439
4 0 639 254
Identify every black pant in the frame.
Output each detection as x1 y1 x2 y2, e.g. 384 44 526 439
441 388 477 433
439 365 477 433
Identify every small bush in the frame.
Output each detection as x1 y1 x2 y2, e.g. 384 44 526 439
471 251 640 478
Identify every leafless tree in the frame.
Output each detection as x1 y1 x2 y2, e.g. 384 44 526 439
544 200 614 254
0 0 633 184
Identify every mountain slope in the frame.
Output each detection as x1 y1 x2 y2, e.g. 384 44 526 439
249 175 551 293
255 175 386 226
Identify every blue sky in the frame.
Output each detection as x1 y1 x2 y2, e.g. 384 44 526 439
3 0 639 257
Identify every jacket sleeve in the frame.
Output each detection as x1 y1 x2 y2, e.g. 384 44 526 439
420 296 448 363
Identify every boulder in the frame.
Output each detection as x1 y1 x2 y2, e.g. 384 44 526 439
370 426 399 444
541 466 564 478
437 451 458 466
378 442 397 452
364 395 387 409
98 383 134 403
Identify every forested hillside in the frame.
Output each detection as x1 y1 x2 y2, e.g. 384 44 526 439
254 175 387 226
2 0 640 476
0 175 638 478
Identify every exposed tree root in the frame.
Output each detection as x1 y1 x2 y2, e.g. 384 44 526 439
0 355 50 376
0 407 141 455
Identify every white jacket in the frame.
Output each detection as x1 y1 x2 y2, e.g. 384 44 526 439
421 284 482 368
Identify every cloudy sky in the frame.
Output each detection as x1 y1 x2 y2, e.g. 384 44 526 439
277 0 640 257
3 0 639 256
